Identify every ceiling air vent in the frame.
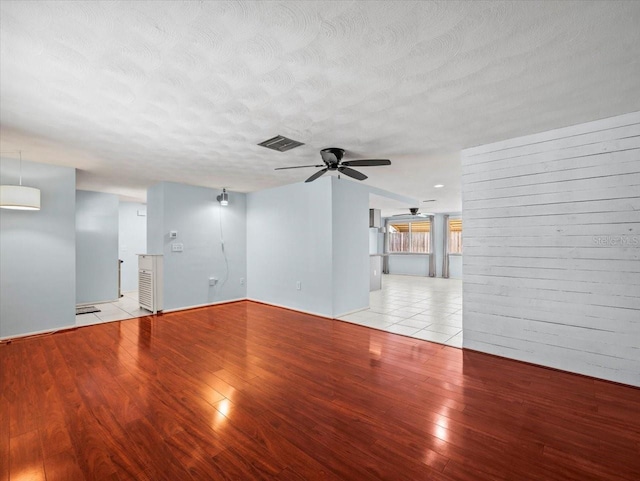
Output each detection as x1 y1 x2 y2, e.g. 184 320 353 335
258 135 304 152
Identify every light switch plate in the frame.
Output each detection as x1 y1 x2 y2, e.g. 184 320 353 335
171 243 183 252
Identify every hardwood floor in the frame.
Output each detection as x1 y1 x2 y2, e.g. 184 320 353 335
1 301 639 481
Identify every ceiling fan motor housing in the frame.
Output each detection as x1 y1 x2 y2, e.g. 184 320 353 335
321 147 345 170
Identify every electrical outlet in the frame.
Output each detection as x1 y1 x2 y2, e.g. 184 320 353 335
296 281 301 290
240 278 245 286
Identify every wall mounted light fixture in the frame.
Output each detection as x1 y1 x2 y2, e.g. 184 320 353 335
216 188 229 206
0 151 41 210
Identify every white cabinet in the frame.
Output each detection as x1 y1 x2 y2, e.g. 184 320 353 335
137 254 163 314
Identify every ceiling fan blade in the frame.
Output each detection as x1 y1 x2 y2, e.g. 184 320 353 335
305 168 328 183
338 166 367 181
341 159 391 167
275 164 324 170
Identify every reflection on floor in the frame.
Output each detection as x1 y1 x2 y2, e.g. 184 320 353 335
338 274 463 348
75 291 149 327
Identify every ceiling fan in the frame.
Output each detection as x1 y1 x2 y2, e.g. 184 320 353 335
275 147 391 183
392 208 430 217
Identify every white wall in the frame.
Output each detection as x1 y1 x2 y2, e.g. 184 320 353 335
146 182 247 311
387 255 430 276
449 255 462 279
76 190 119 304
368 228 379 255
247 178 334 317
331 178 370 316
0 158 76 338
118 202 146 292
146 182 164 255
462 111 640 387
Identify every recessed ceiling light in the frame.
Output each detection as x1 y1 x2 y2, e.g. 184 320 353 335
434 184 444 188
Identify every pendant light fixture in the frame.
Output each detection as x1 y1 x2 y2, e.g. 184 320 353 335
0 151 41 210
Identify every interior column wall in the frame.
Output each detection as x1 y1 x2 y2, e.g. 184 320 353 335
247 177 371 318
247 178 334 317
331 177 370 316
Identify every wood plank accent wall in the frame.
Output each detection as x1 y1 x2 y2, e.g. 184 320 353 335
461 111 640 387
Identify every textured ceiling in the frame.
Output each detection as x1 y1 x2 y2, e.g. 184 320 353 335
1 1 640 214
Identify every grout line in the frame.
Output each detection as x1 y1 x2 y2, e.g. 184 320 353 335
362 275 463 347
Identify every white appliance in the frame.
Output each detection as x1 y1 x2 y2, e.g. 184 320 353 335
137 254 163 314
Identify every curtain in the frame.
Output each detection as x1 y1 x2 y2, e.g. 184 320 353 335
428 215 436 277
382 222 389 274
442 214 450 278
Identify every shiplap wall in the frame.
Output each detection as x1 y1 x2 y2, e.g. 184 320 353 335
461 111 640 387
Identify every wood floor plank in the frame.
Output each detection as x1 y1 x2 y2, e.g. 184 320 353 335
4 343 40 438
2 300 639 480
42 451 86 481
8 430 45 481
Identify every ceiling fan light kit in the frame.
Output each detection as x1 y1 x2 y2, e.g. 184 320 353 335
275 147 391 183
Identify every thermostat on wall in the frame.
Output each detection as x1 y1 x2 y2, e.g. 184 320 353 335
169 230 177 238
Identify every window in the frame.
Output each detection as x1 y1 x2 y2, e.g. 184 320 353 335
449 218 462 254
387 220 431 253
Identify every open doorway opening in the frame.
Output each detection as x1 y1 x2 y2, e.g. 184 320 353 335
342 193 462 348
75 194 147 326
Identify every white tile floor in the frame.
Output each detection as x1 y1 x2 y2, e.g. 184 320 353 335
75 291 150 327
338 274 463 348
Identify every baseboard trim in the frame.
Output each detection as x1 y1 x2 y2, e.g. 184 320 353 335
76 298 120 307
163 297 247 313
334 307 369 318
0 324 77 343
246 298 334 320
